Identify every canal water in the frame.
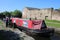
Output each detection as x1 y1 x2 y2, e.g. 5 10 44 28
17 28 60 40
29 33 60 40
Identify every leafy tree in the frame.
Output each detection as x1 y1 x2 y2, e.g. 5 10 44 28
11 10 22 18
0 12 6 20
0 10 22 18
3 11 11 17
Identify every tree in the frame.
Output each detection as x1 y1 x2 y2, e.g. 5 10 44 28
11 10 22 18
0 12 5 20
3 11 11 17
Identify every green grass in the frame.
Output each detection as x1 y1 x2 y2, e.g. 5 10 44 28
46 22 60 28
0 20 3 25
0 20 5 30
45 20 60 28
45 20 60 23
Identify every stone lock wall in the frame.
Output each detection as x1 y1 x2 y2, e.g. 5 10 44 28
22 7 60 20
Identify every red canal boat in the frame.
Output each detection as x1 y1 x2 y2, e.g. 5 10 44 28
8 18 54 37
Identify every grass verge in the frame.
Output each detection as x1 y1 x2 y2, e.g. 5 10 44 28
45 20 60 23
45 20 60 28
0 20 3 25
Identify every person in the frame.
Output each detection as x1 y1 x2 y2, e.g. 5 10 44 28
6 17 9 27
35 17 37 20
29 18 31 20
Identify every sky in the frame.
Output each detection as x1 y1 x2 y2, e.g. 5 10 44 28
0 0 60 12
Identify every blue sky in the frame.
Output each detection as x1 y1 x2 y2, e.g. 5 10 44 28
0 0 60 12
